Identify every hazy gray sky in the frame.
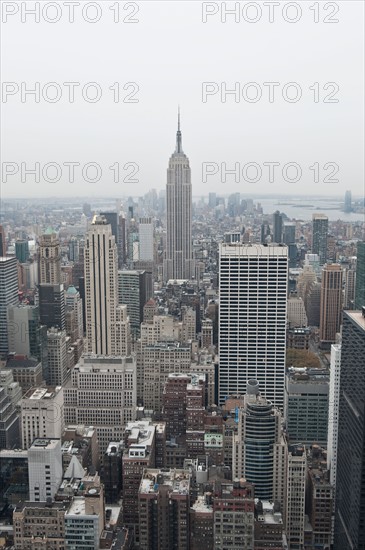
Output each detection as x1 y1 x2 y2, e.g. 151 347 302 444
1 1 364 198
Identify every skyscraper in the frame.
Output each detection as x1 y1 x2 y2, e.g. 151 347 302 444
0 225 6 257
334 309 365 549
354 241 365 309
273 210 283 243
15 239 30 263
0 257 19 356
139 217 154 261
233 380 286 503
164 112 195 281
319 263 343 347
312 214 328 265
344 190 352 212
218 243 288 407
84 215 118 355
38 231 61 284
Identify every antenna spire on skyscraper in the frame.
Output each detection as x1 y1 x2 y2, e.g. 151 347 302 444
175 106 182 153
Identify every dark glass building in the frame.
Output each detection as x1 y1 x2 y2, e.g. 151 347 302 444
334 309 365 549
355 241 365 309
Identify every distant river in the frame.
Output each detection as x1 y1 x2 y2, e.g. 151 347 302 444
256 197 364 222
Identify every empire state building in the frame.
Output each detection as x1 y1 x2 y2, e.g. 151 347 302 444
163 113 195 281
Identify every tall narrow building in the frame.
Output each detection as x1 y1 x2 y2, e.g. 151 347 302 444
218 243 288 408
38 231 61 284
319 263 343 347
84 215 118 355
354 241 365 309
334 309 365 549
312 214 328 265
0 257 19 356
163 112 195 281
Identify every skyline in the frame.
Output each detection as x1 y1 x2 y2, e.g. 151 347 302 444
2 1 364 198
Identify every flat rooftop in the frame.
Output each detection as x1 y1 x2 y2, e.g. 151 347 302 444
139 469 190 496
346 310 365 331
25 386 62 400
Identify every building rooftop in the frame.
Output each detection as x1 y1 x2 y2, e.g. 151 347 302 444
346 309 365 331
256 500 284 525
139 468 190 495
14 501 68 512
191 494 213 515
66 496 86 516
24 386 62 400
29 438 60 451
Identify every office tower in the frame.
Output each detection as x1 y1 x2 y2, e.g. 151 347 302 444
284 367 329 445
306 281 322 326
254 501 285 548
287 327 311 350
334 309 365 549
38 283 66 330
122 421 156 542
100 211 119 246
28 438 63 501
64 354 137 454
21 386 64 450
7 303 46 360
181 305 196 342
233 381 286 505
213 480 255 550
327 234 337 262
260 222 271 244
143 299 157 324
0 386 20 448
68 236 79 262
312 213 328 265
0 448 29 507
65 285 83 340
327 343 341 486
287 295 308 327
138 468 191 550
139 217 154 261
115 304 131 356
319 264 343 347
15 239 29 263
163 112 195 281
5 355 43 392
127 218 139 264
0 225 6 256
103 442 123 503
47 328 68 386
354 241 365 309
0 368 22 407
344 267 356 309
283 222 296 245
218 243 288 407
201 318 213 349
143 342 191 412
297 264 317 308
162 373 205 442
190 495 214 550
0 257 19 356
286 444 307 549
13 501 67 550
273 210 283 243
38 231 61 284
208 192 217 208
118 269 151 336
307 446 334 550
84 215 118 355
344 189 352 212
64 484 105 549
118 212 127 267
